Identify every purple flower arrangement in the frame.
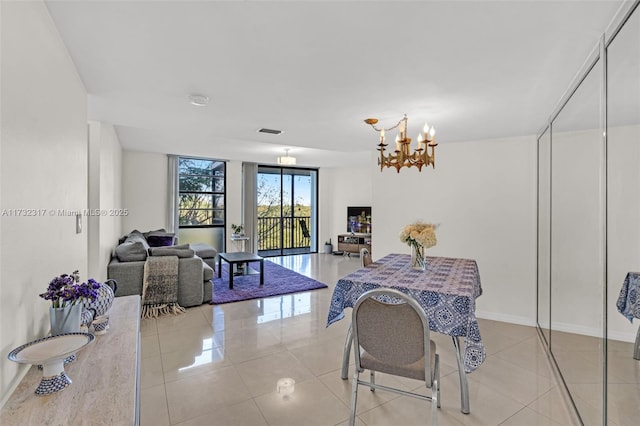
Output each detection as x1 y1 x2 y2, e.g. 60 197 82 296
39 270 102 308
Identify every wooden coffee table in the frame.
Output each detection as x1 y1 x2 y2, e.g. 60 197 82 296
218 252 264 289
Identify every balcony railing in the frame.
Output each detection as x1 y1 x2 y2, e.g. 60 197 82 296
257 216 311 252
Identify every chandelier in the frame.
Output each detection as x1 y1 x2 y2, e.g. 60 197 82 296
364 115 437 172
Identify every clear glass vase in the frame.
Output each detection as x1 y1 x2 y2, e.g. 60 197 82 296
410 243 427 271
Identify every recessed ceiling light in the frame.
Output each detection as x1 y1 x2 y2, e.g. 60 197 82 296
257 128 283 135
188 94 209 106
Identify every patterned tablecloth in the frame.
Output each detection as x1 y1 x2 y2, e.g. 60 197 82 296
327 253 485 372
617 272 640 322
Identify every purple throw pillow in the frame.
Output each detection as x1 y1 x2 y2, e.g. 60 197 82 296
147 234 175 247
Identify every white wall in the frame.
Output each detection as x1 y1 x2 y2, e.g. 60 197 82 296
606 124 640 342
372 135 538 325
319 165 374 249
0 0 88 406
121 151 168 232
88 121 123 281
550 128 603 335
224 160 242 249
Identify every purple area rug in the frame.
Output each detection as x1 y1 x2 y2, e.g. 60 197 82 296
210 260 328 304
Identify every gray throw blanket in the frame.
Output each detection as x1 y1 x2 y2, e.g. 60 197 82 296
142 255 185 318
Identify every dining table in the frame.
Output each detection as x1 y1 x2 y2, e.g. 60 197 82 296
616 271 640 359
327 253 485 415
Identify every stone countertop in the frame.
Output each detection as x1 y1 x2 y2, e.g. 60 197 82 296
1 295 141 425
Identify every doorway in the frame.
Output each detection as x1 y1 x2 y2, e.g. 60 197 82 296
256 166 318 256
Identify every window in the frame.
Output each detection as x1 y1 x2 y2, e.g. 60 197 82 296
178 157 225 227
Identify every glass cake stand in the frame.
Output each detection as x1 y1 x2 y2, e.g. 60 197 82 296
8 332 94 396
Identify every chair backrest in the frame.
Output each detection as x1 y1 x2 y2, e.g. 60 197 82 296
360 248 372 267
299 219 310 238
351 288 433 386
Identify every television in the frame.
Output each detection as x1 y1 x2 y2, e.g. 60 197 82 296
347 206 371 234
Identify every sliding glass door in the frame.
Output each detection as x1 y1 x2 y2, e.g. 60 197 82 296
257 166 318 256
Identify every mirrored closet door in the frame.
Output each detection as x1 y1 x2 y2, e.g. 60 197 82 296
606 6 640 425
536 2 640 424
537 126 551 345
550 57 604 424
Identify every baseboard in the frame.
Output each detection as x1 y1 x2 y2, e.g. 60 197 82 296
536 320 637 343
0 363 31 411
606 329 637 343
475 310 536 327
548 321 604 338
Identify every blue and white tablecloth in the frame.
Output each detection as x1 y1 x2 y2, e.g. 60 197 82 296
327 253 486 372
617 272 640 322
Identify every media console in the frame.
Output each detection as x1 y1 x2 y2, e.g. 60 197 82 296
337 234 372 256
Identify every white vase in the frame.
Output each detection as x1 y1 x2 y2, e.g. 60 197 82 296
49 304 82 336
410 244 427 271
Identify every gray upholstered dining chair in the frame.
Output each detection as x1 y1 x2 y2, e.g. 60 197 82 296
349 288 440 426
359 247 372 267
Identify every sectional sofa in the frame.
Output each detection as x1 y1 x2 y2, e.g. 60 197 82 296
107 230 216 307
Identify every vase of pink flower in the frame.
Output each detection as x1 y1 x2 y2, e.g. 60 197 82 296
40 270 101 336
399 222 437 271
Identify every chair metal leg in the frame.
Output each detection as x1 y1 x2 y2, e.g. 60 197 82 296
370 371 375 392
432 377 439 426
341 323 353 380
349 369 359 426
435 354 441 408
634 323 640 360
452 336 470 414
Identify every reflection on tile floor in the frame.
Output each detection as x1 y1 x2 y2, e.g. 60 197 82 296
140 253 575 425
544 330 640 426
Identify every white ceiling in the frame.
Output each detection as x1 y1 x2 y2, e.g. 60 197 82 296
44 0 624 167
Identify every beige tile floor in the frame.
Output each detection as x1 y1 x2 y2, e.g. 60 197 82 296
543 330 640 426
139 253 576 426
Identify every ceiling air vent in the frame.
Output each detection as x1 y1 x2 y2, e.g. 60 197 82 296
257 128 283 135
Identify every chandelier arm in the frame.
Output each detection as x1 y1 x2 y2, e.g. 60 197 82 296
369 118 405 133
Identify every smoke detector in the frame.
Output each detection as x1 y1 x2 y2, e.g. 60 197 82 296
188 94 209 106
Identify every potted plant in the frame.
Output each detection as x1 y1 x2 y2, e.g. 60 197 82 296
231 223 244 237
324 238 333 254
